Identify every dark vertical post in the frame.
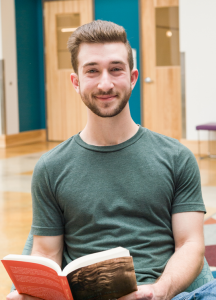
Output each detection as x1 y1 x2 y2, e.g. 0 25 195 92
0 59 6 134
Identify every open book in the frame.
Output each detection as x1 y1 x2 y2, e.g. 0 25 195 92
2 247 137 300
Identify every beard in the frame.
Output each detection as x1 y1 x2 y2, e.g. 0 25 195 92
79 86 132 118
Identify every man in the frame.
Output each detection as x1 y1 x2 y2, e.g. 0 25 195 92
7 20 215 300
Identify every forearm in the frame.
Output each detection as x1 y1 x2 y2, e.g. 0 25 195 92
31 250 62 267
31 235 63 267
155 241 204 299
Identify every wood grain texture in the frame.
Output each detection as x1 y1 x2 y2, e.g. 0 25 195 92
156 66 182 139
44 0 93 141
19 171 34 176
0 141 60 159
0 130 46 148
140 0 182 139
155 0 178 7
0 192 32 300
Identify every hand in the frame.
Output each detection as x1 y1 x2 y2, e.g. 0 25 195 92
6 290 42 300
118 284 167 300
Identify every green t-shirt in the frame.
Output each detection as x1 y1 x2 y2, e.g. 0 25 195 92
31 126 206 285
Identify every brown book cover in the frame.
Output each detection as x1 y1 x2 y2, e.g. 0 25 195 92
67 256 137 300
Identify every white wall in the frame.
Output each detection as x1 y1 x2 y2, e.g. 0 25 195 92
0 2 2 60
0 0 19 135
179 0 216 140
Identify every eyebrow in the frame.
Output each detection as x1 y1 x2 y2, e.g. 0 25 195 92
82 62 98 68
110 61 126 65
82 61 126 68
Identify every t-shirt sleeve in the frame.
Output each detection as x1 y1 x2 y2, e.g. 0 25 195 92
30 156 64 236
172 145 206 214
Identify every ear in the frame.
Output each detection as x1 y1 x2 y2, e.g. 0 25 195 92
70 73 80 94
130 69 139 90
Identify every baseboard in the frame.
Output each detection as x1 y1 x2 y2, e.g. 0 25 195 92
0 129 47 148
180 139 216 155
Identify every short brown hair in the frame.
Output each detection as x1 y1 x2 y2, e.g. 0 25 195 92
67 20 133 74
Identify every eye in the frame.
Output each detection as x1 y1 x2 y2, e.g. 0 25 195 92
87 69 98 74
112 67 122 72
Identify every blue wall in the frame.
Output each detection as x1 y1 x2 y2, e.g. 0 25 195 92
95 0 141 124
15 0 46 132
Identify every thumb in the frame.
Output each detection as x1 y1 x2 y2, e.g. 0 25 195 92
137 286 154 300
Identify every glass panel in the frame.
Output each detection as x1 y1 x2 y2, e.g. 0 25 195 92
56 13 80 69
156 7 180 66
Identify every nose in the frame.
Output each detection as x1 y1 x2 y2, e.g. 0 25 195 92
97 70 114 91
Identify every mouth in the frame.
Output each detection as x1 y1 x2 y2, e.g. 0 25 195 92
95 95 117 101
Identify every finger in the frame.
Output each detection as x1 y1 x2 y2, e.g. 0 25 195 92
118 290 154 300
6 291 43 300
6 291 22 300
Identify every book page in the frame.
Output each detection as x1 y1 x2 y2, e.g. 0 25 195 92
2 260 72 300
3 254 61 274
63 247 130 276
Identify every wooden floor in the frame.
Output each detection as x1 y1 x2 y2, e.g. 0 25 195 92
0 192 32 297
0 142 216 299
0 142 60 299
0 141 60 159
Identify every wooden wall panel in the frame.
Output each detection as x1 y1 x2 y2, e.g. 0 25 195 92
156 67 182 139
140 0 182 140
0 130 46 148
44 0 92 141
155 0 178 7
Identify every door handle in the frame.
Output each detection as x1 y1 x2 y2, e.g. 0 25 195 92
144 77 153 83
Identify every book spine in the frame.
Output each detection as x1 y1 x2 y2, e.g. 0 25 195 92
59 276 74 300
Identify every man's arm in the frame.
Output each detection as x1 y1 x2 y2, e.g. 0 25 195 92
6 234 64 300
31 235 64 266
118 211 205 300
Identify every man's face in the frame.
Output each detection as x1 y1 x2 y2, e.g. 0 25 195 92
71 42 138 118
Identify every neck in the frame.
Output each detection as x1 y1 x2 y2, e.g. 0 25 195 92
80 104 139 146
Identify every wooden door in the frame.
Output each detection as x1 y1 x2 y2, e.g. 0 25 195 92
140 0 182 140
44 0 93 141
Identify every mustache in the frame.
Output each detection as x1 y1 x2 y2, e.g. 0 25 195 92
92 90 119 97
